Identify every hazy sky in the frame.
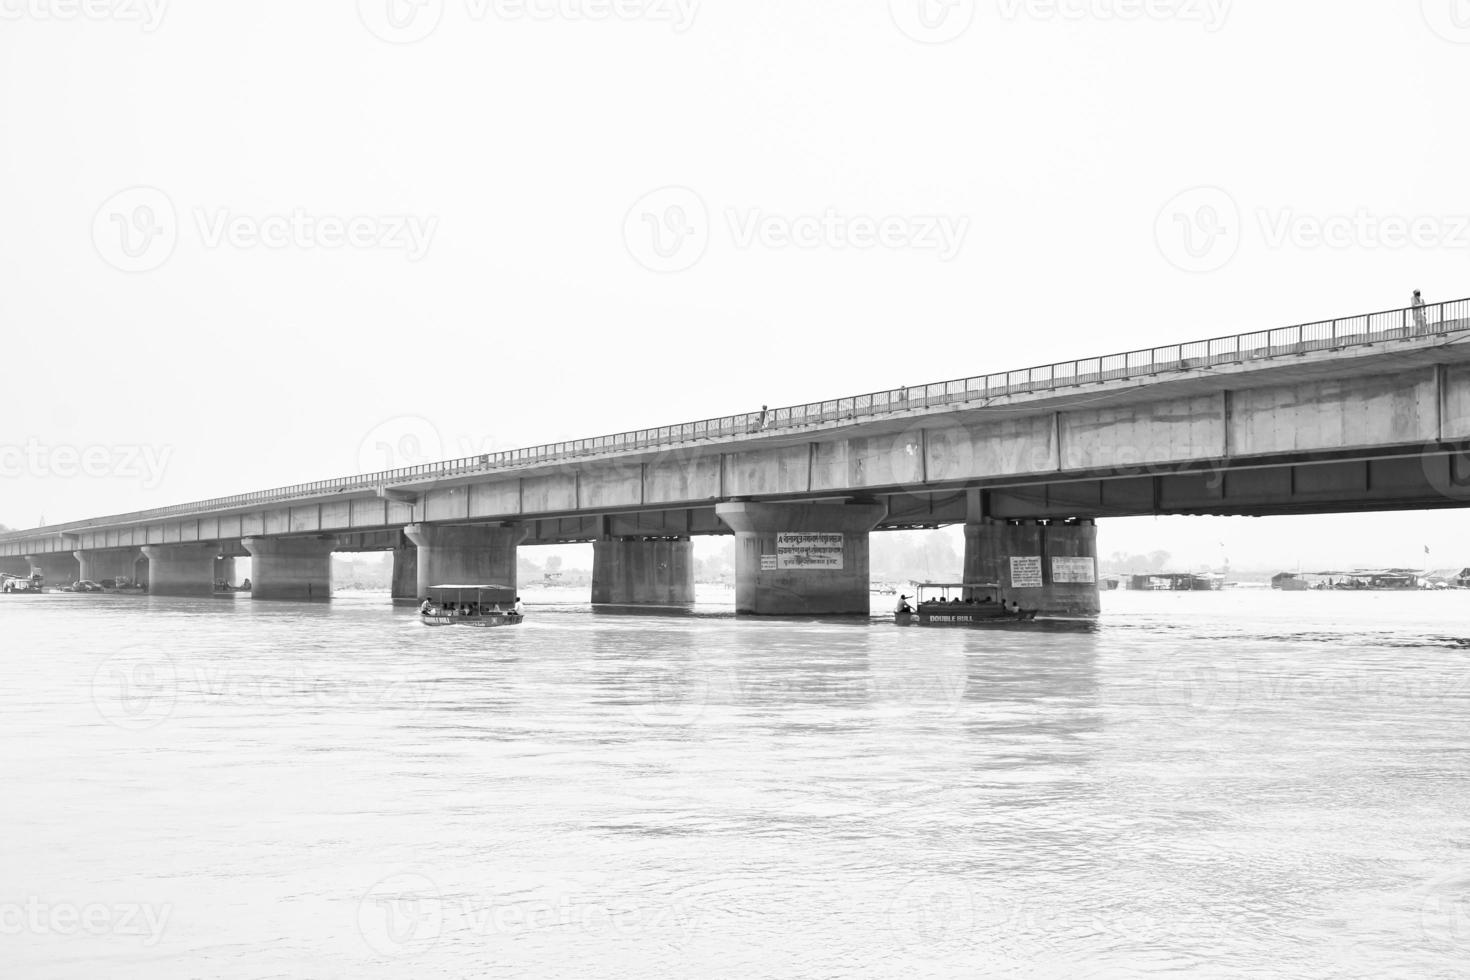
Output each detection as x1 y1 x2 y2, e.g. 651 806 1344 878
2 1 1468 568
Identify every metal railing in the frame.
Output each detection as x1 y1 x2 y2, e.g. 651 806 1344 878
4 296 1467 542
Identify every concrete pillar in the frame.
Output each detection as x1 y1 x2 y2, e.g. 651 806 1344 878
592 538 695 605
715 501 886 616
74 548 145 584
139 544 217 597
391 545 419 601
26 553 80 588
242 536 336 602
963 518 1101 618
404 524 526 598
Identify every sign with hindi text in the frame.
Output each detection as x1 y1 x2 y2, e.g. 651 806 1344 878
1051 557 1096 584
1010 556 1043 589
776 533 845 570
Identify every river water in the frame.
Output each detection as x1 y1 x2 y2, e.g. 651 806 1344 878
2 587 1468 979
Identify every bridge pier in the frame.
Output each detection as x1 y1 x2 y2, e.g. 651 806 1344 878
74 547 145 585
243 536 335 601
963 518 1100 618
25 553 79 588
592 538 695 605
716 501 886 616
391 544 418 601
404 524 526 598
139 544 217 597
215 557 236 589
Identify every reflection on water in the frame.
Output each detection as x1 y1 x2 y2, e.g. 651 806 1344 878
1 588 1468 978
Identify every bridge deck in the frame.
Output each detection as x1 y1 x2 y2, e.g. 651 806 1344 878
3 297 1468 542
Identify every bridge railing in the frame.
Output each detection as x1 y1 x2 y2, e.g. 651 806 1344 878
4 296 1467 543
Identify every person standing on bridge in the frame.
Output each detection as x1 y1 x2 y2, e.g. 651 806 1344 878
1411 290 1429 333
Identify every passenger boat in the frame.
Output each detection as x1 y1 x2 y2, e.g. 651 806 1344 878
894 582 1038 626
419 584 523 628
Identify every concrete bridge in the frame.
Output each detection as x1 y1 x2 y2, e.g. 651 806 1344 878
4 297 1468 616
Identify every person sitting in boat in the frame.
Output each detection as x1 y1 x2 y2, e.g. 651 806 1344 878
419 598 434 615
895 594 913 614
1008 600 1021 614
489 602 503 615
513 597 525 616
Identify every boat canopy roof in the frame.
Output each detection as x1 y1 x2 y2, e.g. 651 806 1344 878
915 582 1001 589
427 584 514 592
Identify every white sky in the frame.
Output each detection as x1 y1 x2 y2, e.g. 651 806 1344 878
2 1 1468 569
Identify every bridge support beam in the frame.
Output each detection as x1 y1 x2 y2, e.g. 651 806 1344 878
243 537 335 601
25 553 80 589
391 545 418 601
139 544 217 597
716 501 886 616
404 524 526 598
963 518 1100 618
74 548 145 585
592 538 695 605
